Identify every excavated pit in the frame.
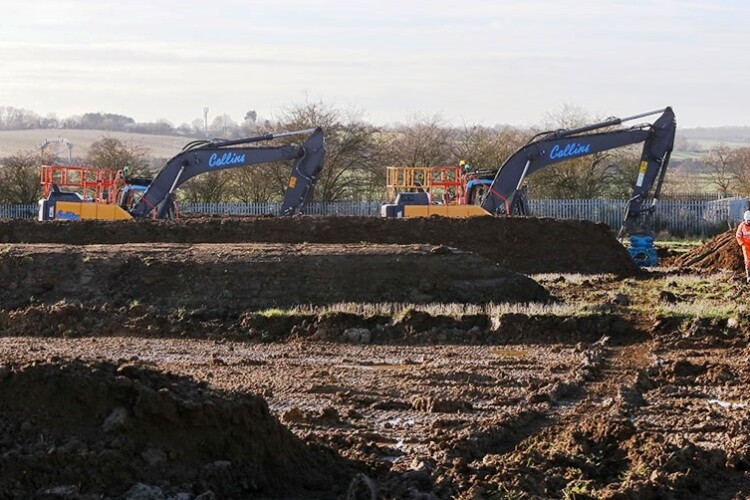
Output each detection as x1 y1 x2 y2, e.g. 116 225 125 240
0 360 351 498
0 243 548 310
0 216 638 275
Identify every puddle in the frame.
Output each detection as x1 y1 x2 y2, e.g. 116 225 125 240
352 363 419 371
708 399 747 409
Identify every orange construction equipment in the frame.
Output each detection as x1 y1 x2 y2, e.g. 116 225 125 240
386 165 468 205
41 165 123 204
38 165 132 221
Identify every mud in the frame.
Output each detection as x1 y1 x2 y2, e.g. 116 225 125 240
0 243 549 310
0 302 636 346
1 217 748 498
0 216 638 275
673 230 744 272
0 360 351 498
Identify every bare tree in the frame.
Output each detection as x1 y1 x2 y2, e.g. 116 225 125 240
703 144 735 197
451 124 528 170
209 114 240 138
87 136 149 175
228 165 279 203
729 147 750 195
180 171 233 203
273 101 382 202
0 151 45 203
383 115 454 167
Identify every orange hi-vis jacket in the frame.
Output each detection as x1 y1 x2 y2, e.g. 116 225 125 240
737 222 750 266
737 222 750 247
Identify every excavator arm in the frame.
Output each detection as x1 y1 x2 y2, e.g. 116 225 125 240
481 107 676 236
129 127 325 218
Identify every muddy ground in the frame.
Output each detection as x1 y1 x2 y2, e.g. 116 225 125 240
1 218 749 499
0 216 638 275
0 243 548 310
674 230 744 274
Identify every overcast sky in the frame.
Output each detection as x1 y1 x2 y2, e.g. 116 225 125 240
0 0 747 128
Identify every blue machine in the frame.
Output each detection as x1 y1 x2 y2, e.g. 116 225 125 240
628 235 658 267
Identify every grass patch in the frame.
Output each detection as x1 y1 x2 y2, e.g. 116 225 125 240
258 307 297 318
656 300 742 320
287 301 584 318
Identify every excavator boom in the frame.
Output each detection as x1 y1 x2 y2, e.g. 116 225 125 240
130 127 325 218
481 108 676 229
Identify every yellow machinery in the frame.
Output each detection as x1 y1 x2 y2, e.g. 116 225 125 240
38 165 132 221
381 165 490 218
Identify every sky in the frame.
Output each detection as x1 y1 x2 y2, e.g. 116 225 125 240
0 0 748 128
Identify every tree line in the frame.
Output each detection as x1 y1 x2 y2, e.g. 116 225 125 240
0 106 263 138
2 102 746 205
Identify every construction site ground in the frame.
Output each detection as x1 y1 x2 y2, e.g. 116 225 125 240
1 217 749 499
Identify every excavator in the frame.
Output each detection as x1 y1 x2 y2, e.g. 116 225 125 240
382 107 676 265
39 128 325 221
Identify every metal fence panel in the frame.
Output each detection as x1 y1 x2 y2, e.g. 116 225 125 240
1 198 744 237
0 204 37 219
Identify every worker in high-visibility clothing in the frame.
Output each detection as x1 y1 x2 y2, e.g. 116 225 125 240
736 210 750 282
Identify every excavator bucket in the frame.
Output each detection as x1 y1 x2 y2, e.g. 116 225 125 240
280 128 325 215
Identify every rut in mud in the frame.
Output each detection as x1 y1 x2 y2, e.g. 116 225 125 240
0 360 352 498
0 216 638 275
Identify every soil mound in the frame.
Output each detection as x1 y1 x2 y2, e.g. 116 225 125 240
0 243 548 310
673 231 743 272
0 216 637 275
0 360 350 498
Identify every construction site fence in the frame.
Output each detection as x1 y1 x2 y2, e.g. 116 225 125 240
2 198 747 237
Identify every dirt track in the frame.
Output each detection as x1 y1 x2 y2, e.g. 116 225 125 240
0 216 638 275
2 295 749 498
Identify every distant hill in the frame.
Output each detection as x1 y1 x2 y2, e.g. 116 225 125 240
0 129 190 160
679 126 750 143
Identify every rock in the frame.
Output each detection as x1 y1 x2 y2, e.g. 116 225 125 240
411 396 472 413
318 406 341 424
728 317 740 329
282 407 305 423
168 494 193 500
41 485 79 497
103 406 129 433
617 385 647 408
659 290 680 304
611 293 630 306
59 437 85 454
20 420 32 432
203 460 232 472
124 483 165 500
429 245 453 255
141 447 167 466
347 473 378 500
634 369 656 392
344 328 372 344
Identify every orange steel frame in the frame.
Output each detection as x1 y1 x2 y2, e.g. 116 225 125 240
41 165 123 204
386 165 468 204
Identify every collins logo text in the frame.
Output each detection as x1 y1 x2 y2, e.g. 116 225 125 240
209 152 246 168
549 143 591 160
